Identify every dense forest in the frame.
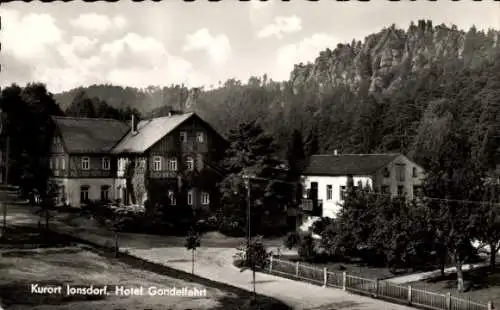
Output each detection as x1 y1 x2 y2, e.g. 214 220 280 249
52 20 500 162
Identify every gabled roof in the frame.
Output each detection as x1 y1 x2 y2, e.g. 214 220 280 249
111 112 197 154
52 116 130 154
303 153 401 176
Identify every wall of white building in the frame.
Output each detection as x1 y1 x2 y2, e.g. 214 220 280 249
302 175 373 218
52 178 122 207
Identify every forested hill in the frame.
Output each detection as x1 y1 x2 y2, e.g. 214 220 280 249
53 20 500 163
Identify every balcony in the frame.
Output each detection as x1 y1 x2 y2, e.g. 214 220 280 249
299 199 323 212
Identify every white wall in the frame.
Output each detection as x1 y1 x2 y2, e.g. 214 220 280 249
63 178 117 207
303 175 373 218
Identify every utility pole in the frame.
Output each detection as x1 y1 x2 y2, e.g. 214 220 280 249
245 176 251 251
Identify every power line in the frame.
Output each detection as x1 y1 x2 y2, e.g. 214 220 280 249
198 151 500 207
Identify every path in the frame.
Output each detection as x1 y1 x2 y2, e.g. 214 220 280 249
5 204 417 309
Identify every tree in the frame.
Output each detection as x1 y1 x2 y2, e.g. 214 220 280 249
305 127 319 157
239 236 269 300
413 97 484 291
185 227 201 274
219 121 289 235
472 181 500 270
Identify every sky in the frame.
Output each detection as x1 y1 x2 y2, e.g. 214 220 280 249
1 1 499 93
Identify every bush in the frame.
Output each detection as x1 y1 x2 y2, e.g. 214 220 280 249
196 215 219 233
311 217 335 235
218 219 245 237
298 234 316 262
283 231 301 249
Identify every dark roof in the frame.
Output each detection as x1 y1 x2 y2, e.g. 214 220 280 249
303 154 401 176
52 116 130 153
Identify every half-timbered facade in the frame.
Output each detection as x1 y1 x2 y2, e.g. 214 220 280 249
49 112 227 209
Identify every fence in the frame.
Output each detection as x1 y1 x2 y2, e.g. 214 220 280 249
267 256 492 310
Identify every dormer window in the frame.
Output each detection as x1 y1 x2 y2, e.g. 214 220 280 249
180 131 187 143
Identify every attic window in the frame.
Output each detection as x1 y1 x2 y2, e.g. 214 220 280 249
196 132 204 143
180 131 187 143
412 167 417 178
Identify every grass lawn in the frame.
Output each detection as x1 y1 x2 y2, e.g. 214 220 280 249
0 227 289 310
274 253 439 281
409 266 500 307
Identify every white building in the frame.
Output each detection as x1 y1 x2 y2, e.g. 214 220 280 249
299 152 425 229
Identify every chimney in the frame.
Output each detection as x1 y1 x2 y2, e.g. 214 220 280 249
334 149 338 155
131 114 137 134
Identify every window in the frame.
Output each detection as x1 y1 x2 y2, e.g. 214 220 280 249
397 185 404 196
80 186 89 203
326 185 333 200
339 186 346 200
168 158 178 171
102 157 110 170
54 157 59 170
395 164 405 182
180 131 187 143
196 132 204 143
186 156 194 171
139 159 146 169
383 167 390 178
412 167 418 178
201 192 210 205
153 156 162 171
187 190 193 206
168 190 176 205
49 158 54 170
81 157 90 170
61 157 66 170
101 185 110 201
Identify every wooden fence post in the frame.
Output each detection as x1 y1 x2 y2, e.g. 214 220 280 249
445 292 451 310
374 279 379 297
407 285 412 304
342 272 347 291
269 255 273 272
487 301 493 310
295 261 299 277
323 267 327 287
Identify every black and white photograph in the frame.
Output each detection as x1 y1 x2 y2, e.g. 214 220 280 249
1 1 500 309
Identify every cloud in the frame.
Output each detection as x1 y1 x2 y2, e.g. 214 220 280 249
1 9 63 63
273 33 339 81
1 10 206 92
182 28 231 66
257 15 302 39
70 13 127 34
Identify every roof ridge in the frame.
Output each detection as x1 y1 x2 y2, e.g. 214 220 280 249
53 116 128 122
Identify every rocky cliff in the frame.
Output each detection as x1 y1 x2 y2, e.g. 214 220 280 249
290 20 500 94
